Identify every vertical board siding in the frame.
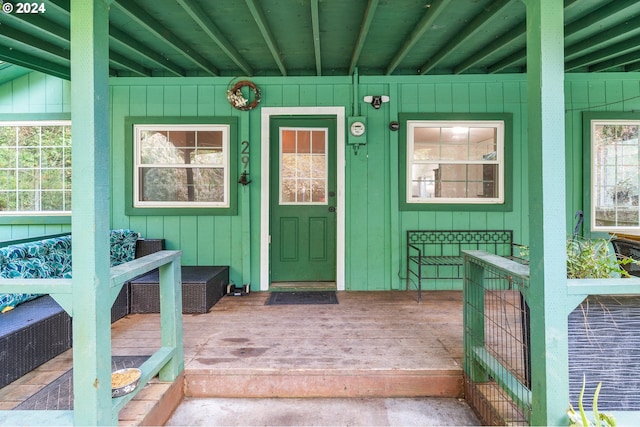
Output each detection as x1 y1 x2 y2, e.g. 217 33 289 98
3 72 640 289
564 75 640 237
0 72 70 240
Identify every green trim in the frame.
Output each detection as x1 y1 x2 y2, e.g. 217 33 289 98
582 111 640 238
124 116 238 216
398 112 513 212
0 215 71 225
0 113 71 121
0 232 70 247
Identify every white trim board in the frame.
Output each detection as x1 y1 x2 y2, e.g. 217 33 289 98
260 107 346 291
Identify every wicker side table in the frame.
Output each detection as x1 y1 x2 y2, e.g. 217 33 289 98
130 266 229 314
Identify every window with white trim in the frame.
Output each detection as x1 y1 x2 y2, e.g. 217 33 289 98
0 121 72 214
406 120 505 204
133 124 230 208
590 120 640 232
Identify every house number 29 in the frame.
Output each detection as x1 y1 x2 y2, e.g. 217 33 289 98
241 140 250 171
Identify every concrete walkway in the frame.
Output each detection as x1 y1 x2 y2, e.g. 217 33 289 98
166 397 481 426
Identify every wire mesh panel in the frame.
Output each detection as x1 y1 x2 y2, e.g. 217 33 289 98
464 251 532 426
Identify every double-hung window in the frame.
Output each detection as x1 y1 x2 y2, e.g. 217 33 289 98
586 115 640 233
134 125 229 207
125 117 237 216
0 120 72 215
400 115 509 211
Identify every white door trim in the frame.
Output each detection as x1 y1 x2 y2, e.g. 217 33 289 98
260 107 346 291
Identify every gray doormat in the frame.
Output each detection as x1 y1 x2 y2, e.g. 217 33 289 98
266 291 338 305
14 355 149 410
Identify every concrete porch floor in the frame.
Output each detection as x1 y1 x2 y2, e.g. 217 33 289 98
0 290 480 425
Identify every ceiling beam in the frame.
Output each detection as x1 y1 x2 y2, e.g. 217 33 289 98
109 26 186 77
109 51 152 77
565 16 640 59
565 34 640 71
486 0 640 74
2 10 69 43
385 0 449 75
487 47 525 73
245 0 287 76
453 22 525 74
624 60 640 72
563 0 581 8
176 0 253 76
0 23 70 61
46 0 70 14
564 0 639 37
348 0 378 75
0 46 70 80
311 0 321 76
419 0 512 75
112 0 219 76
589 49 640 72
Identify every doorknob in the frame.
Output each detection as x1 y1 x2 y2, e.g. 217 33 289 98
328 206 336 212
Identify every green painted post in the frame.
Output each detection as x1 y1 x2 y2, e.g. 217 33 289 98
524 1 569 425
69 0 112 425
159 259 185 381
463 259 488 383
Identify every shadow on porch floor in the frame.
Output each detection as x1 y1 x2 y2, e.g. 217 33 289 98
0 290 475 425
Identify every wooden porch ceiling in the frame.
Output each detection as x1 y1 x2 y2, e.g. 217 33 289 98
1 0 640 80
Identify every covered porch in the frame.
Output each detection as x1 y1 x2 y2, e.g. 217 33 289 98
2 0 640 425
0 291 469 425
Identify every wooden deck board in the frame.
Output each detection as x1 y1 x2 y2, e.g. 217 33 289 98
0 290 464 424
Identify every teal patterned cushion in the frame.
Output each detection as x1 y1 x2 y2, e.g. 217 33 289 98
0 230 138 312
110 229 139 266
22 241 48 258
0 292 40 312
1 245 27 261
0 259 43 312
2 258 54 278
42 236 72 277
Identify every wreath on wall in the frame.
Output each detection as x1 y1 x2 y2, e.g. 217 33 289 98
226 80 261 111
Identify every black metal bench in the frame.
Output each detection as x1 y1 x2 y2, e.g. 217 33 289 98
406 230 514 302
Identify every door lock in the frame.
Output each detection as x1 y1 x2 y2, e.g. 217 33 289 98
328 206 336 212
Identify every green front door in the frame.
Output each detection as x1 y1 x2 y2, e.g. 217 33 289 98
270 117 337 282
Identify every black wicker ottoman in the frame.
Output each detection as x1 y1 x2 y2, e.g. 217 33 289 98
130 266 229 314
0 295 72 388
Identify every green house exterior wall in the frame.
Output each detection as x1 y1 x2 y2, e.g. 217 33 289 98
1 72 640 291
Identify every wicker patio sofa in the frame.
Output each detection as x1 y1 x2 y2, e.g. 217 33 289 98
0 230 161 389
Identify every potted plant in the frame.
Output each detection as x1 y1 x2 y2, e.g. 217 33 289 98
567 377 616 427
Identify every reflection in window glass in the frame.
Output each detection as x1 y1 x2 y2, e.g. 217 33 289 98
134 125 229 208
279 128 328 204
591 122 640 231
407 121 504 204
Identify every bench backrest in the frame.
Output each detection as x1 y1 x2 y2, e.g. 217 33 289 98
407 230 513 257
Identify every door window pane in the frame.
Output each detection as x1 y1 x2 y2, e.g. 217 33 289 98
279 128 328 205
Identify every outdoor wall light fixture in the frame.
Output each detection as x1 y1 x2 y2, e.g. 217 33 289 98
363 95 390 109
